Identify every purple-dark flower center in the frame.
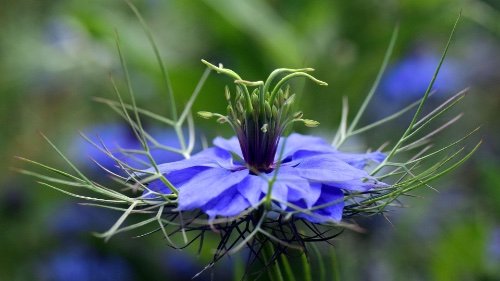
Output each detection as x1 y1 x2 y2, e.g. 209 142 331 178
236 117 280 173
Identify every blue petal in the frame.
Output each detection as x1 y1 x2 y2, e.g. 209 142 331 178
272 167 322 208
136 147 237 179
144 166 210 198
276 133 334 161
237 170 323 210
293 154 381 191
177 168 249 210
333 151 386 169
260 177 288 210
296 186 344 223
139 147 241 198
237 175 266 207
213 136 243 159
203 188 251 219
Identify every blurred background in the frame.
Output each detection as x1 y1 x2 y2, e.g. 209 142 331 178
1 0 499 280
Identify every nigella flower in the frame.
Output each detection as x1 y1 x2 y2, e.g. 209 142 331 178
137 61 387 223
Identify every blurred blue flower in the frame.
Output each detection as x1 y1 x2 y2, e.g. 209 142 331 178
41 17 113 70
141 133 386 222
488 227 500 262
49 202 116 238
38 245 133 281
162 251 208 281
45 19 81 51
71 123 187 176
380 48 463 102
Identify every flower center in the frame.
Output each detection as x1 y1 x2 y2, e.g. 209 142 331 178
236 97 282 172
198 60 327 172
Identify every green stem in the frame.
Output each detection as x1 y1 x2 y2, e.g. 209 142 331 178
331 247 340 281
263 240 284 281
301 250 312 281
280 254 296 281
312 244 326 281
232 253 244 281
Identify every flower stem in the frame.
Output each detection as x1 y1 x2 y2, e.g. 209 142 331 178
280 254 296 281
263 240 285 281
331 247 340 281
301 251 312 281
312 244 326 281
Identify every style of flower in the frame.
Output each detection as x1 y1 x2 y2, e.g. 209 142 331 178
137 61 387 223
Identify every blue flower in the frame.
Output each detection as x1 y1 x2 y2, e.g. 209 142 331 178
162 251 207 281
488 227 500 262
38 245 133 281
380 49 463 102
49 201 117 238
142 133 386 223
71 123 187 175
